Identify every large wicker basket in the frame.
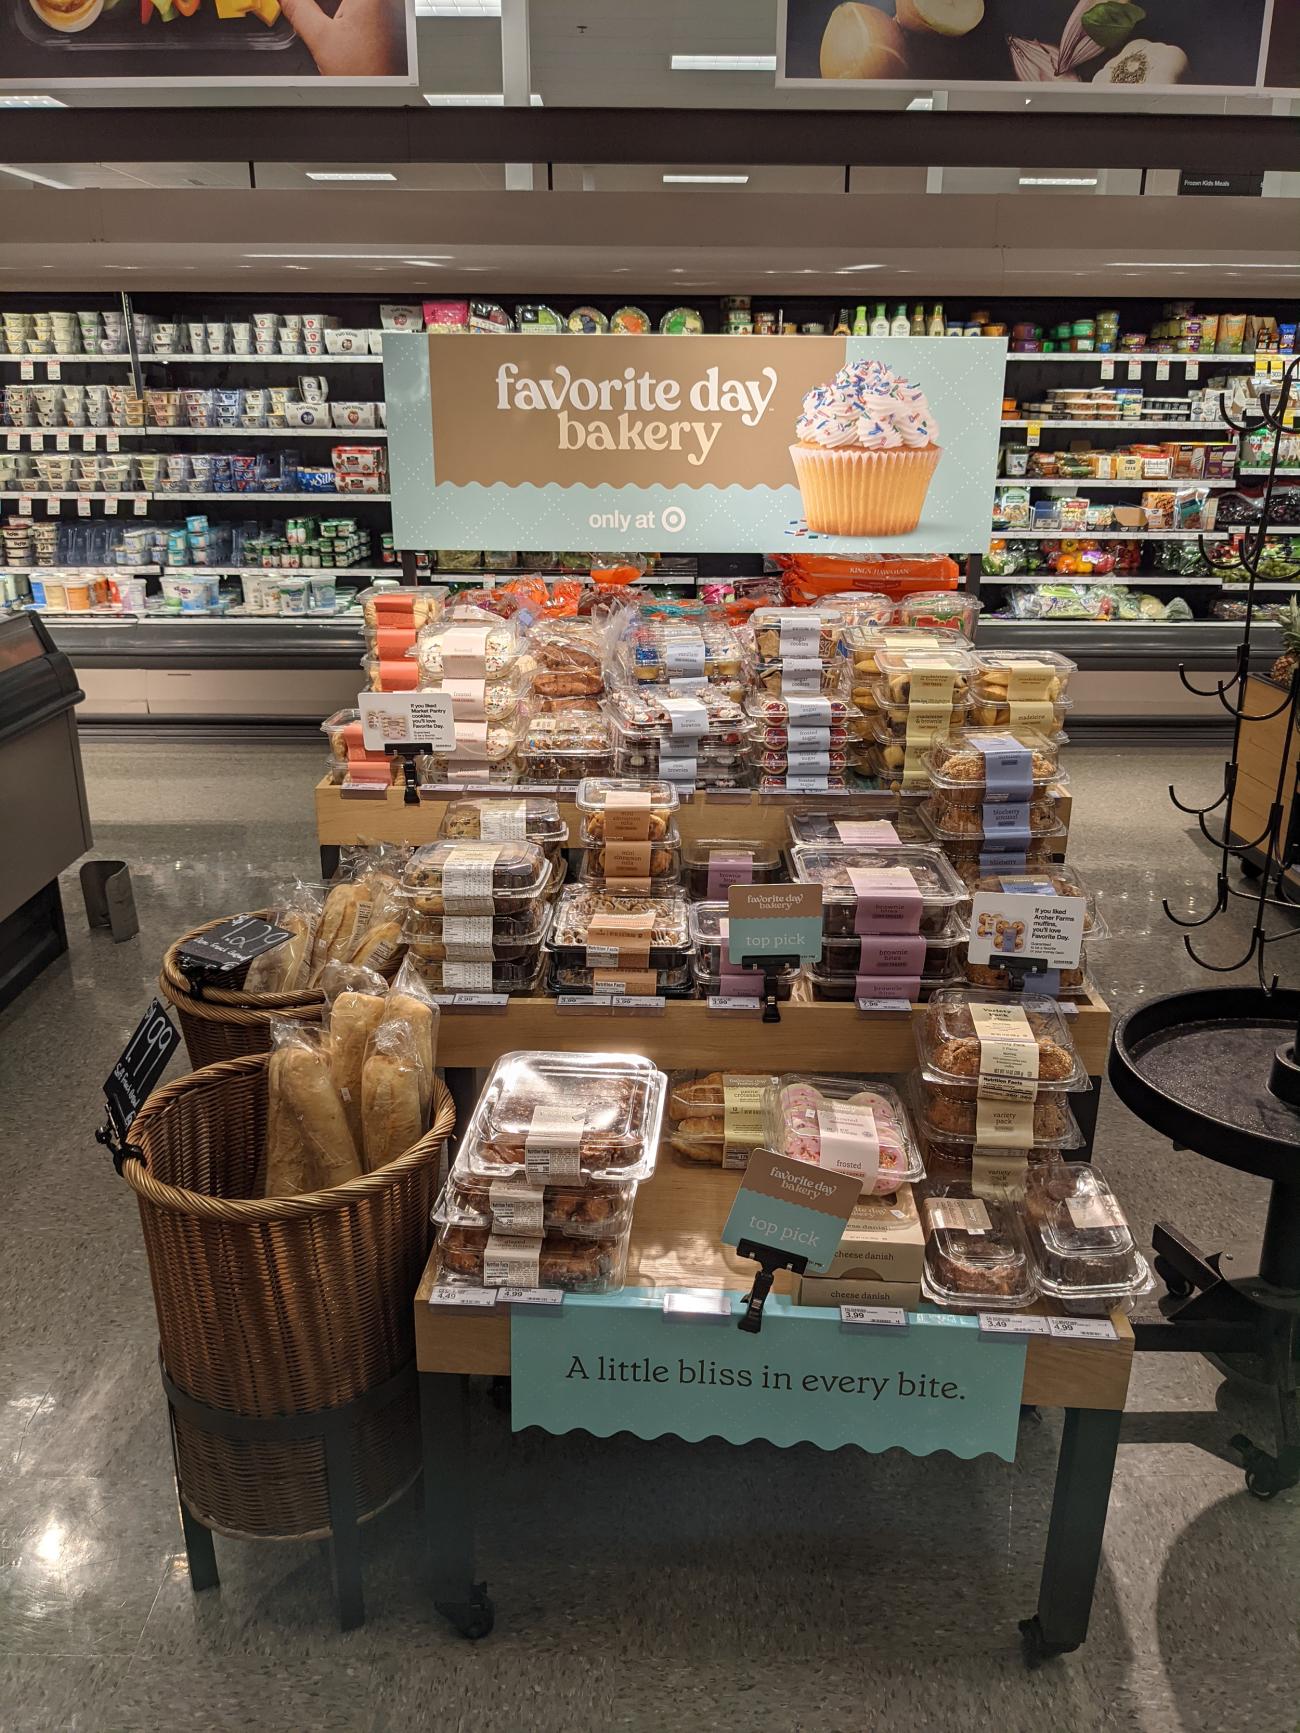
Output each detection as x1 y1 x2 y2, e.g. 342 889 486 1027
123 1053 454 1542
158 911 323 1068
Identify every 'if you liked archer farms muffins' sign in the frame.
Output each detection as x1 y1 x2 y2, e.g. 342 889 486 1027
383 333 1007 554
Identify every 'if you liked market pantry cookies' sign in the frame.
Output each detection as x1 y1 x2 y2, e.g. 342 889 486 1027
383 333 1006 555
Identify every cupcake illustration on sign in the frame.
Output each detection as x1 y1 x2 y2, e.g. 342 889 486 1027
789 357 940 537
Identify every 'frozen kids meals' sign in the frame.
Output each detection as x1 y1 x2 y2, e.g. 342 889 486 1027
383 333 1008 555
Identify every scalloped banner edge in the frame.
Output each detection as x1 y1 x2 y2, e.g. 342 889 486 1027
510 1416 1017 1463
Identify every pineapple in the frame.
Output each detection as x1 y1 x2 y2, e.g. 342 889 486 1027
1271 598 1300 684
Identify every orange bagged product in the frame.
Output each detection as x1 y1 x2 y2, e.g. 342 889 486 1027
774 552 959 606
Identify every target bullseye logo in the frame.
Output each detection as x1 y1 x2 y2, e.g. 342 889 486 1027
661 505 687 534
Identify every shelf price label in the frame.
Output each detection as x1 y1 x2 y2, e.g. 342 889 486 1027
30 433 44 452
55 432 70 452
44 496 59 516
1185 359 1199 380
46 359 61 381
1127 359 1142 381
133 496 148 515
104 496 118 516
19 359 34 381
82 433 97 452
105 431 120 452
1026 422 1041 448
1155 359 1170 381
17 496 31 517
76 498 91 517
1099 358 1115 380
5 433 18 453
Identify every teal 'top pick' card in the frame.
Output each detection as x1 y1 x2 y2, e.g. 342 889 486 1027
722 1148 860 1273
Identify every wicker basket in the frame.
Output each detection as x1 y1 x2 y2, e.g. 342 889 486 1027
123 1054 454 1542
158 911 324 1068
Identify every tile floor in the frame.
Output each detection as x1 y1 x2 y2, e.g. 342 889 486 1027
1 738 1297 1733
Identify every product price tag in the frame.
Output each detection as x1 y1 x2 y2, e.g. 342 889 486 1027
104 496 118 516
498 1287 565 1310
1099 358 1115 381
5 433 19 452
55 431 70 452
105 431 120 452
978 1313 1051 1338
46 359 61 381
839 1305 908 1331
427 1287 498 1311
76 498 91 517
101 997 181 1143
82 433 97 452
1127 359 1142 381
44 496 59 516
17 496 31 517
19 359 34 381
430 993 510 1013
707 995 762 1016
133 497 148 515
1046 1317 1118 1341
1185 359 1199 380
556 995 614 1012
1155 359 1171 381
855 997 912 1015
662 1289 733 1321
608 995 666 1015
1026 422 1041 448
178 913 291 975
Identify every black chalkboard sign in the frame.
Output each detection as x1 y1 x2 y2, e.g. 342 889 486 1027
102 998 181 1142
177 914 291 975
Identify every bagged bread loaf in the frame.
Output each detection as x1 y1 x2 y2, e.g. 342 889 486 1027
243 884 323 995
263 1059 313 1196
330 990 386 1150
315 958 388 1006
310 879 373 982
347 871 408 975
383 956 440 1117
361 1018 425 1172
268 1021 361 1190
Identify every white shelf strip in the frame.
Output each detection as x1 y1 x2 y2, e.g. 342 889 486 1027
995 478 1235 491
995 530 1227 542
1001 420 1231 431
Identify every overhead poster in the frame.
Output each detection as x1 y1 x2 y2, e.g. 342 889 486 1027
384 332 1008 556
778 1 1297 95
3 0 416 85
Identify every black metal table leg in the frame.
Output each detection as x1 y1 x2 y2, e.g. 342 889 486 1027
323 1426 365 1631
420 1371 493 1640
1021 1404 1123 1666
166 1400 220 1593
320 843 341 880
1072 1077 1102 1160
443 1066 482 1156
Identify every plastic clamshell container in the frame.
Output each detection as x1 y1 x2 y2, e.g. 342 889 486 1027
415 613 520 680
607 714 745 766
970 649 1077 704
438 795 567 848
788 843 966 938
846 626 971 683
818 925 960 979
681 836 785 901
576 834 683 893
575 776 681 826
547 886 693 970
954 930 1091 998
604 683 748 742
784 804 917 850
751 660 852 699
687 902 802 978
435 1159 638 1240
750 605 846 663
762 1075 923 1195
410 947 545 994
461 1050 667 1183
958 861 1105 937
406 902 551 965
548 959 695 997
435 1221 631 1293
921 1188 1037 1311
621 618 747 683
893 591 984 637
913 1080 1083 1149
919 795 1068 847
804 959 957 1002
529 617 607 678
925 728 1062 793
399 839 552 915
915 987 1089 1094
744 691 854 726
874 642 974 701
968 692 1073 731
1022 1161 1142 1299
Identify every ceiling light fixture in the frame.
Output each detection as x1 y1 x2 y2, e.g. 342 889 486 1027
422 91 543 105
834 262 883 272
670 54 776 71
306 171 397 182
243 251 453 260
0 163 72 189
1018 175 1098 186
0 94 66 108
662 173 749 184
415 0 500 13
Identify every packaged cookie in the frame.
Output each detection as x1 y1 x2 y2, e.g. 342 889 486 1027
438 795 567 850
575 777 680 842
436 1157 637 1239
954 929 1090 998
548 958 694 998
750 605 846 664
873 643 973 708
577 833 682 893
415 612 520 681
516 709 614 782
435 1221 630 1293
665 1069 778 1166
788 843 965 938
970 649 1076 707
406 901 551 963
1024 1163 1154 1315
619 618 747 688
921 1187 1037 1311
745 691 854 728
399 840 552 915
762 1076 923 1195
925 729 1062 795
460 1050 667 1183
548 886 692 970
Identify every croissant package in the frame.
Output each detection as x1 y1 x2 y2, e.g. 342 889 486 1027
242 882 323 995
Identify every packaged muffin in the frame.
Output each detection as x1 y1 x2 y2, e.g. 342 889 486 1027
955 929 1090 997
1024 1163 1154 1315
406 900 552 962
438 795 567 849
915 1084 1077 1146
788 843 965 938
548 886 692 970
435 1221 630 1293
961 862 1104 935
460 1050 667 1183
926 729 1062 795
436 1158 637 1238
682 838 784 901
763 1076 923 1195
921 1187 1037 1311
916 987 1088 1095
665 1069 779 1166
400 839 551 915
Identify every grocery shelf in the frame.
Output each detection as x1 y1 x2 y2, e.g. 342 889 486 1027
0 354 131 366
159 492 391 503
1003 353 1261 366
159 565 392 579
996 478 1236 491
1001 420 1232 432
987 575 1221 586
1238 467 1300 477
3 426 387 442
1245 583 1300 592
998 530 1227 542
138 353 381 366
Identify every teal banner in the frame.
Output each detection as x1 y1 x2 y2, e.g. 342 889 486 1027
384 332 1008 555
511 1293 1027 1460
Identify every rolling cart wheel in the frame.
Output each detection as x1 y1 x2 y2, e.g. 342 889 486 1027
438 1585 495 1641
1153 1255 1193 1299
1238 858 1263 882
1246 1470 1280 1501
1018 1615 1074 1669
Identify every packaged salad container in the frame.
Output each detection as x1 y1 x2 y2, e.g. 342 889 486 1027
763 1075 923 1195
460 1049 667 1183
435 1158 637 1239
1024 1163 1154 1315
893 591 983 637
921 1188 1037 1311
788 843 966 938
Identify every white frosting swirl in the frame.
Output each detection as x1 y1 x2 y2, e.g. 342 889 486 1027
796 358 939 452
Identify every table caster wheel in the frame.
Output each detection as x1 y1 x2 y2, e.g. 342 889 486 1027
1238 858 1263 883
1018 1616 1075 1669
1153 1255 1193 1300
1247 1470 1280 1501
437 1584 495 1641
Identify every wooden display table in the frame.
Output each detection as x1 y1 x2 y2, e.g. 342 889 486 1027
1228 674 1298 877
414 1159 1134 1659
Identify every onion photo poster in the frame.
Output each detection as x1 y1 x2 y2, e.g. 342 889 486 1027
2 0 416 85
384 333 1009 556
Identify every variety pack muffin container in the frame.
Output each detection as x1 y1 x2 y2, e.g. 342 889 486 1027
399 840 553 915
459 1050 667 1185
763 1075 924 1195
921 1188 1037 1311
788 843 966 938
916 988 1088 1095
959 862 1105 936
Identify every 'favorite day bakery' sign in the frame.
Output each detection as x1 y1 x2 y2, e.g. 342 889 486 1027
384 333 1007 555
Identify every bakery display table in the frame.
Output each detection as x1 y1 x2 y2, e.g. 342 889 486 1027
413 1160 1134 1661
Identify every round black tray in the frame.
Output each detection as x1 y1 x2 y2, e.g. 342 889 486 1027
1109 987 1300 1184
